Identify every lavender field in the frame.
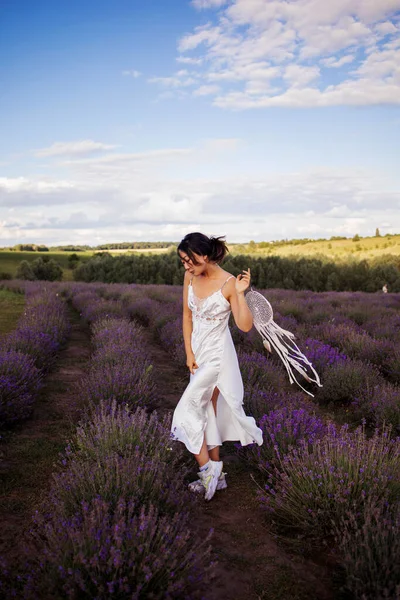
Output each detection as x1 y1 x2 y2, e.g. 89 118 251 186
0 280 399 600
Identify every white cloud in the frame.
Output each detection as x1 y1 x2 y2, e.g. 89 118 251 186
33 140 118 158
59 147 193 169
122 69 142 77
283 65 320 87
0 176 74 194
178 24 222 52
148 69 198 88
149 0 400 109
193 84 221 96
322 54 355 68
1 143 399 244
375 21 398 35
176 56 203 65
191 0 228 9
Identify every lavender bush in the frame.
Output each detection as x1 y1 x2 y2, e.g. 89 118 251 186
334 496 400 600
77 314 156 410
1 291 69 371
316 359 382 406
303 338 347 375
239 350 290 394
0 287 69 427
261 423 400 540
352 382 400 432
158 317 186 367
66 398 188 470
238 405 327 473
48 448 189 519
77 353 156 410
28 497 212 600
0 350 42 426
124 296 163 326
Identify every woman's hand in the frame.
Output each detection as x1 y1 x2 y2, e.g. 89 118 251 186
186 351 199 375
235 268 251 295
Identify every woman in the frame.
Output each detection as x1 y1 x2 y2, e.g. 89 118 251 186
171 232 263 501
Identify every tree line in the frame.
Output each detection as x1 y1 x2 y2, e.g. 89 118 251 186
72 251 400 292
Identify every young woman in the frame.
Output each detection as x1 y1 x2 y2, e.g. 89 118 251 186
171 232 263 501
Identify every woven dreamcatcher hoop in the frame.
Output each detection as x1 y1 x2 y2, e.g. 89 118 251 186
246 289 322 397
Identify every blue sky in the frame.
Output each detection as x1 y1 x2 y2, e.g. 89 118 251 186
1 0 400 245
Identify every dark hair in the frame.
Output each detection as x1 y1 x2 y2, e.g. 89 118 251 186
177 232 228 265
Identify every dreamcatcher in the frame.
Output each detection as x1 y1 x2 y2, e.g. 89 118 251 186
245 289 322 397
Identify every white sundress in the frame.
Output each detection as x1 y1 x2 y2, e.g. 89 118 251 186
171 275 264 455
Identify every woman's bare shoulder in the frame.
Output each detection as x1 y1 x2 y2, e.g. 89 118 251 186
183 270 192 286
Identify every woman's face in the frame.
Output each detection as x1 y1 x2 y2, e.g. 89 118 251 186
178 251 207 275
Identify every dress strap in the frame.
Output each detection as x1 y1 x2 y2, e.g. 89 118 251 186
220 275 235 291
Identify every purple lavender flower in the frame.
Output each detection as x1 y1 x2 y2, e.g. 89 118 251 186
0 350 42 425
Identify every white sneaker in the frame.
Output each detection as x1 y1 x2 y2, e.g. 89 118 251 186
188 471 227 494
198 460 223 501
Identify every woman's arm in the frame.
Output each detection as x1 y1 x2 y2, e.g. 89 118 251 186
182 271 198 374
225 269 253 332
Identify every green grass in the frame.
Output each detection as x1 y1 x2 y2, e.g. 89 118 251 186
0 288 25 335
0 250 94 279
229 234 400 261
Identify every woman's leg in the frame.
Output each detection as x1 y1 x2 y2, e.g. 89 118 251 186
209 446 220 461
209 387 220 461
194 437 209 467
194 386 221 466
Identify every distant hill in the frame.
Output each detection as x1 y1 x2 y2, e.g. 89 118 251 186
228 233 400 261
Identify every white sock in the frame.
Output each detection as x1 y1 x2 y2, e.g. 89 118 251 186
200 460 211 472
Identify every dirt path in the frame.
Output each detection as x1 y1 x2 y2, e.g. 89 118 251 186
143 328 337 600
0 305 91 567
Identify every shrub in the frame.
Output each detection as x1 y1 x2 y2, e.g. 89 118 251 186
0 350 42 426
0 272 12 281
4 328 59 371
158 317 186 366
124 296 162 326
334 497 400 600
316 360 382 406
352 382 400 432
30 257 63 281
239 350 289 393
239 405 326 473
261 423 399 540
16 260 36 281
303 338 347 375
2 292 69 370
77 355 156 410
91 317 144 355
48 449 188 520
382 350 400 385
67 399 187 470
28 497 212 600
81 300 125 324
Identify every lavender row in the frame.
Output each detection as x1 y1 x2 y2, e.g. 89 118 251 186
21 401 212 599
69 284 157 409
0 282 69 427
236 346 400 598
4 283 212 599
